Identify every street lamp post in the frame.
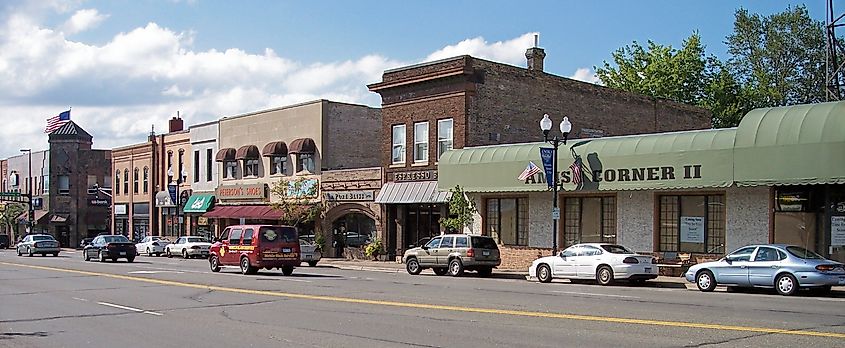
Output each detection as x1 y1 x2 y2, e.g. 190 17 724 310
539 114 572 255
19 149 33 233
167 168 187 236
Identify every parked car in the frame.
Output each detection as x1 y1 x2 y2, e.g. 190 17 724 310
79 238 94 249
83 235 136 262
686 244 845 296
209 225 301 275
0 234 10 249
300 238 322 267
529 243 657 285
135 236 171 256
403 234 500 277
16 234 60 257
166 236 211 259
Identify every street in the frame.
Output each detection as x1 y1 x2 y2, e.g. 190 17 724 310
1 250 844 348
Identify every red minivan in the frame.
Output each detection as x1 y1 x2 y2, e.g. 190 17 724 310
209 225 300 275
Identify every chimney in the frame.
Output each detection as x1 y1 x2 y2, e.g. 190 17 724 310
168 112 183 133
525 34 546 72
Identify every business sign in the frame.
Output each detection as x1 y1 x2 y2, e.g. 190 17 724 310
324 190 375 202
114 204 128 215
832 216 845 246
286 178 318 198
539 148 554 189
523 164 706 186
680 216 705 243
89 199 110 206
394 170 437 182
216 184 266 200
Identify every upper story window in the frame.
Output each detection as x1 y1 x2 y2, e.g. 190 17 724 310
437 118 454 159
122 169 129 194
271 155 287 175
414 122 429 163
206 149 213 182
391 124 406 164
58 175 70 195
115 170 120 195
143 167 149 193
297 154 315 173
224 161 238 179
178 149 185 183
193 150 200 183
167 151 173 182
244 159 260 177
133 168 139 194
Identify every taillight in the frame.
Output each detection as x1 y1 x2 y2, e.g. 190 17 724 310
816 264 836 272
623 257 639 264
191 245 200 249
466 248 475 257
33 242 40 248
107 243 116 249
651 258 658 264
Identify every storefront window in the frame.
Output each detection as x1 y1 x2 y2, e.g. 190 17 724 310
332 213 375 248
563 196 616 247
486 198 528 246
658 194 725 253
271 155 287 175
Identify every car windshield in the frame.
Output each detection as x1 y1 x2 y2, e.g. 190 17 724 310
103 236 130 243
600 245 634 254
186 237 208 243
32 235 54 241
786 246 823 259
470 237 498 249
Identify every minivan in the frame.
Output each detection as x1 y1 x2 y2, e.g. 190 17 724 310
209 225 301 275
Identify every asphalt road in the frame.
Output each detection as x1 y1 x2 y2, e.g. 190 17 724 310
1 249 844 348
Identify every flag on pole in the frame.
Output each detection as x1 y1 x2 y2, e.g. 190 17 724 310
517 161 543 181
569 159 582 185
45 110 71 133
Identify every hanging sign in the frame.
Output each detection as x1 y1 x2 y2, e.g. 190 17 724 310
539 148 555 189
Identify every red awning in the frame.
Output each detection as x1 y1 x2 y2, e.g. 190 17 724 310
203 205 283 220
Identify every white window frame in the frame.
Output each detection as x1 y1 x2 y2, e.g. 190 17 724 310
414 122 429 163
243 159 259 177
271 155 287 175
297 154 315 173
392 124 406 164
437 118 454 159
224 161 238 179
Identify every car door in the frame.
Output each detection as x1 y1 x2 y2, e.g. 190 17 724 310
419 237 441 266
435 236 455 266
747 246 785 287
575 246 603 278
554 246 579 277
225 228 243 264
714 246 756 286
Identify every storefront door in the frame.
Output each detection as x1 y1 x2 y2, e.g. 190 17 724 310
404 204 441 250
773 185 845 263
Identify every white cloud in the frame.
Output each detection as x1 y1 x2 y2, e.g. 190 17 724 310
424 32 537 66
61 8 107 34
569 67 601 84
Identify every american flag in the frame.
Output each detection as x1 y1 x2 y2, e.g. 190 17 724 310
517 161 542 181
569 159 582 185
44 110 71 133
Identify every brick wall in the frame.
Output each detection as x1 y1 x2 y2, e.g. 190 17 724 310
499 245 548 271
323 102 382 170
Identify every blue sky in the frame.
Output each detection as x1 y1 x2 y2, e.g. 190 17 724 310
0 0 830 158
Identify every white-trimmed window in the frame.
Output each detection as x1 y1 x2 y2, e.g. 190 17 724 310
243 159 259 177
414 122 428 163
437 118 453 159
297 154 315 173
224 161 238 179
391 124 406 164
271 155 287 175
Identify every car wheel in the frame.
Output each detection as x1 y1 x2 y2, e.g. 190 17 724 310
166 248 172 257
596 266 614 286
537 264 553 283
307 261 318 267
775 273 799 296
477 267 493 277
282 265 294 276
696 270 717 292
209 256 221 272
52 252 58 257
432 267 448 276
182 249 188 259
16 247 21 256
448 258 464 277
98 251 106 262
27 247 33 257
127 256 135 263
405 258 421 275
83 250 90 261
240 257 257 275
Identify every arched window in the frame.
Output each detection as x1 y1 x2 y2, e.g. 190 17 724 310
143 167 149 193
123 168 129 194
133 168 139 194
115 170 121 195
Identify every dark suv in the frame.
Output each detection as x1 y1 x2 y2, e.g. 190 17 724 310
403 234 501 277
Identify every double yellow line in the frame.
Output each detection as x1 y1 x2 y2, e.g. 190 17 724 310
3 261 844 339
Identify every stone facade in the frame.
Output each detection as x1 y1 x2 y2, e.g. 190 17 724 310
320 167 384 258
617 191 654 252
726 186 770 252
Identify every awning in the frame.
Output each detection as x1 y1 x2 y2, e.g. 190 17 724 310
182 194 215 213
203 205 284 219
734 101 845 186
50 214 68 223
16 210 49 224
235 145 260 160
375 181 450 204
289 138 316 154
215 148 236 162
262 141 288 157
438 128 736 192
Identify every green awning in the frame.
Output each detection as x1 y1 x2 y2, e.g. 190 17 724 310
182 194 215 213
439 128 736 192
734 101 845 186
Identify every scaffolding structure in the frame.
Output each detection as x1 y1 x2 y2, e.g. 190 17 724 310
826 0 845 100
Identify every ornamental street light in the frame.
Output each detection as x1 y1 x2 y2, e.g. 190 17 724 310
539 114 572 255
167 167 188 236
19 149 33 233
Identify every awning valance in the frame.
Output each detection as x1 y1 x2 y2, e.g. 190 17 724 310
262 141 288 157
182 194 215 213
375 181 450 204
235 145 260 160
215 148 236 162
288 138 316 154
203 205 283 219
16 210 49 224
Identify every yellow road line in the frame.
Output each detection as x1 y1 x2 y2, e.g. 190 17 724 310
3 261 844 339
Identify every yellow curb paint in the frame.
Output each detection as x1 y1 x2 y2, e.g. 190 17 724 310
3 261 844 339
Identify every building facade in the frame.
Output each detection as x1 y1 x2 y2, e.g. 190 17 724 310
155 120 192 238
4 150 50 236
184 121 219 239
112 138 156 241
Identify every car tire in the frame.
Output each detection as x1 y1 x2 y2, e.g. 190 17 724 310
477 267 493 277
433 267 448 276
98 251 106 263
127 256 135 263
166 248 172 258
146 248 152 256
83 250 90 261
28 247 33 257
537 264 553 283
696 270 717 292
282 265 294 276
240 257 257 275
775 273 799 296
448 258 464 277
182 249 188 259
16 247 21 256
52 252 58 257
209 256 221 272
405 258 422 275
307 261 318 267
596 266 614 286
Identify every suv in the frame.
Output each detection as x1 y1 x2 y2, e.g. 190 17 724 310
403 234 501 277
209 225 300 276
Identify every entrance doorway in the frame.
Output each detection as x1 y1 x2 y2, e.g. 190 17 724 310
404 204 441 250
773 185 845 263
331 213 375 257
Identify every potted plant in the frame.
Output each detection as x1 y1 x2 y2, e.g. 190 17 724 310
364 237 383 261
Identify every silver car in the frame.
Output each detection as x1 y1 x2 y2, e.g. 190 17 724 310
403 234 501 277
685 244 845 295
16 234 60 257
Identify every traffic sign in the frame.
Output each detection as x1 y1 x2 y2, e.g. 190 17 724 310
0 192 21 197
552 207 560 220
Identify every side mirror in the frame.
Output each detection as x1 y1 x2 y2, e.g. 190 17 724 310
421 245 429 250
724 257 732 264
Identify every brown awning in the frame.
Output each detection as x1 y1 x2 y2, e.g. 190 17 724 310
262 141 288 157
215 148 236 162
288 138 316 154
50 214 68 223
235 145 260 160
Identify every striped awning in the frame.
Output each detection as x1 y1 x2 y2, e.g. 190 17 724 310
375 181 450 204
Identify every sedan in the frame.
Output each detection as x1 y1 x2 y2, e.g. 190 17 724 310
685 244 845 295
529 243 658 285
16 234 60 257
166 236 211 258
135 236 171 256
83 235 137 262
300 239 322 267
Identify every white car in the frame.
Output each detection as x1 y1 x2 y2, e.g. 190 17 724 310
135 236 171 257
300 239 322 267
166 236 211 259
528 243 658 285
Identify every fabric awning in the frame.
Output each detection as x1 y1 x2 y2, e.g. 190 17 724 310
438 128 736 192
375 181 450 204
215 148 236 162
203 205 284 219
16 210 49 224
262 141 288 157
288 138 316 154
734 101 845 186
235 145 260 160
50 214 68 223
182 194 215 213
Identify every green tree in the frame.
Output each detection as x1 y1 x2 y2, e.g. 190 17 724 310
701 58 752 128
270 177 327 229
439 185 477 233
0 203 25 238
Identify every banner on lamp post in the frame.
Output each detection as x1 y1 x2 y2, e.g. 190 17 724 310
168 184 177 206
540 148 555 189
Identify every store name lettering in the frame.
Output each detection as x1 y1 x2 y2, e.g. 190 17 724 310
524 165 703 185
216 184 265 199
395 170 437 182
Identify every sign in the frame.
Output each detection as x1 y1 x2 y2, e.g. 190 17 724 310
680 216 705 243
197 217 209 225
216 184 266 200
551 207 560 220
832 216 845 246
540 148 555 189
179 190 191 206
324 190 375 202
0 192 21 198
777 191 807 212
581 128 605 138
394 170 437 182
286 179 318 197
114 204 128 215
524 164 705 186
168 184 178 206
89 199 110 206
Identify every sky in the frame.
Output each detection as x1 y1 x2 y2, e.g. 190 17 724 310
0 0 832 159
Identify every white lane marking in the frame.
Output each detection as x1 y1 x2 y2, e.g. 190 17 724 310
550 290 640 299
98 301 162 316
72 297 88 302
128 270 185 274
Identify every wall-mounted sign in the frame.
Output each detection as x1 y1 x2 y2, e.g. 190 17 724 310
89 199 110 206
581 128 605 138
394 170 437 182
680 216 705 243
217 184 266 200
180 189 191 206
777 191 807 212
197 217 209 225
832 216 845 246
114 204 128 215
285 179 319 198
324 190 375 202
523 164 705 186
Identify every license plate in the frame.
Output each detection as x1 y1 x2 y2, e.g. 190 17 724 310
305 255 312 259
482 251 490 256
838 277 845 285
282 248 291 253
644 267 652 272
119 251 126 256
